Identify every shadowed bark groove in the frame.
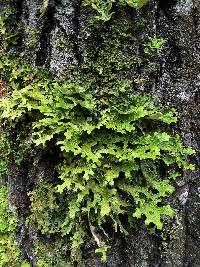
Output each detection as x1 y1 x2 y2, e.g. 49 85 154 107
71 0 83 66
36 1 57 67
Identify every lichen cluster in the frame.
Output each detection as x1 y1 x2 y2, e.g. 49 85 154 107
84 0 149 21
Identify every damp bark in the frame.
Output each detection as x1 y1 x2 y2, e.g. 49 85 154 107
1 0 200 266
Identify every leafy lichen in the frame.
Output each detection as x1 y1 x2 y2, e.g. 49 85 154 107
84 0 149 21
0 53 195 263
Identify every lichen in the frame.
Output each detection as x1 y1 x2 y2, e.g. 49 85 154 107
84 0 149 21
0 51 195 264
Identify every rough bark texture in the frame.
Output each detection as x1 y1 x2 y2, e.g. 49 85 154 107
1 0 200 266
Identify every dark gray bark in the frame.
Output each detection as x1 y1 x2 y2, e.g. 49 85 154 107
1 0 200 266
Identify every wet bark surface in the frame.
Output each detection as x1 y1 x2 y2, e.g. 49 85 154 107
1 0 200 266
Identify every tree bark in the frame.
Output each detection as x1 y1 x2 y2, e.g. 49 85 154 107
1 0 200 266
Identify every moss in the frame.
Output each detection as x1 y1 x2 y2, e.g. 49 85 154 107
78 15 165 99
35 240 72 267
0 186 30 267
0 131 10 179
25 27 40 49
0 7 20 52
26 181 71 266
26 181 66 235
0 127 29 266
51 30 68 50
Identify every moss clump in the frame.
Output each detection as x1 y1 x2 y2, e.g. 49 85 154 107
27 181 67 235
0 186 30 267
0 7 20 52
0 131 10 179
0 128 29 267
25 27 40 49
35 240 72 267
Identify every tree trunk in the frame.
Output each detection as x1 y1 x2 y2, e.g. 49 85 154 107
1 0 200 266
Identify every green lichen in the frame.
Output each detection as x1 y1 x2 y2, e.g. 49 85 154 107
144 37 167 55
0 53 195 263
84 0 149 21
